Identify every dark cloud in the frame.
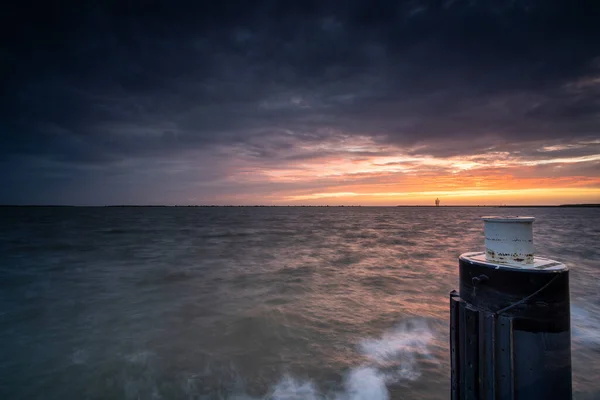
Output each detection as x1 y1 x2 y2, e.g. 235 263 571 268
1 0 599 203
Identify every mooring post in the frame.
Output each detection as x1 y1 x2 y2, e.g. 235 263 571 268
450 216 572 400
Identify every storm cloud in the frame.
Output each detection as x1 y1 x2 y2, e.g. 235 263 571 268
1 0 599 204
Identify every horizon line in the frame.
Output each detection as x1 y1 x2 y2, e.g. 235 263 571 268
1 204 599 208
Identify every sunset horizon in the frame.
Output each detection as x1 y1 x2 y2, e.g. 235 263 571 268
2 1 599 206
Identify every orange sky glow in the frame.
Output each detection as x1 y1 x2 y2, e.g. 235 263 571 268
219 137 600 206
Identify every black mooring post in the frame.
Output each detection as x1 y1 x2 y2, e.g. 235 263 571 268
450 217 572 400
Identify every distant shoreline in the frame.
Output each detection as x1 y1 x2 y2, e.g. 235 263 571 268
1 204 599 208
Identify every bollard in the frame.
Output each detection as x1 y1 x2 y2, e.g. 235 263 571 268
450 216 571 400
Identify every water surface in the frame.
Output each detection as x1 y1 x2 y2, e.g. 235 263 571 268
1 206 598 399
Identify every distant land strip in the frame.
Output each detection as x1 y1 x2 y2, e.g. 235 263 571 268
1 204 599 208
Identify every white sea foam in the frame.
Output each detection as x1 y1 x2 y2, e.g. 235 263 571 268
249 369 388 400
269 375 320 400
338 367 389 400
359 318 434 383
240 318 435 400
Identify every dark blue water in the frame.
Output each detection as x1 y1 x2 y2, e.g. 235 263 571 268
1 207 599 399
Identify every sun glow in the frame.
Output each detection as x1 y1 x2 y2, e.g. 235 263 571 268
228 136 600 205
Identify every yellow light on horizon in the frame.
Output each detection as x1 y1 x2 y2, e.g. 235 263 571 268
282 187 600 205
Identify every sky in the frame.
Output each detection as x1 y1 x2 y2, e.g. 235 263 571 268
1 0 599 206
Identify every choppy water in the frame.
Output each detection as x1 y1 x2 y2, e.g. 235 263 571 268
0 206 599 399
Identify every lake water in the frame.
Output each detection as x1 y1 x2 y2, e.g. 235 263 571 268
1 206 598 399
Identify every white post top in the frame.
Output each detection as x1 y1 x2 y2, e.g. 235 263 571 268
459 216 568 271
482 216 535 266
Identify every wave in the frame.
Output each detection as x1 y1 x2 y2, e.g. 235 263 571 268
359 318 434 383
238 318 435 400
253 368 388 400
